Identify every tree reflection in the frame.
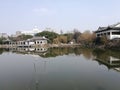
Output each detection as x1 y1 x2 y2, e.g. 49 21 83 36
81 48 93 59
0 48 4 55
42 47 82 58
93 49 120 71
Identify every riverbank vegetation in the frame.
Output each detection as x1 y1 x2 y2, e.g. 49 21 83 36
0 29 120 49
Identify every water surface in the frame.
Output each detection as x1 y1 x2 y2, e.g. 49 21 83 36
0 47 120 90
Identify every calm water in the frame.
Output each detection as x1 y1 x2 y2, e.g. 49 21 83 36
0 47 120 90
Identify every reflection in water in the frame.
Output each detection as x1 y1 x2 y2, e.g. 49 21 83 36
0 48 9 55
9 47 48 53
8 47 48 57
0 47 120 90
1 47 120 71
93 49 120 71
0 48 3 54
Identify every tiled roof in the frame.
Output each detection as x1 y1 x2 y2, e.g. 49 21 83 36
95 23 120 33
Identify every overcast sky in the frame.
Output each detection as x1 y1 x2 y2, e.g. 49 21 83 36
0 0 120 35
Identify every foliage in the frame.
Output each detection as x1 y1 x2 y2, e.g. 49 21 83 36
0 38 6 44
9 34 33 41
40 47 82 58
0 48 3 54
35 31 59 43
59 35 67 43
53 35 68 44
64 33 74 43
17 34 33 40
100 35 109 45
73 29 81 43
78 30 95 45
0 38 3 44
94 36 108 45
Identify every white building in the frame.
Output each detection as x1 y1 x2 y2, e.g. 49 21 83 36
95 23 120 39
21 27 41 36
9 36 48 47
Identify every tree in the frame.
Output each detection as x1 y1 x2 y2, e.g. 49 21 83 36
73 29 81 43
0 37 6 44
35 31 59 43
64 33 74 43
101 35 109 45
0 48 3 54
0 38 3 44
53 38 60 44
78 30 95 45
59 35 67 43
16 34 33 41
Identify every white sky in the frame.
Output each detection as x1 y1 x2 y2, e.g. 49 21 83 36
0 0 120 35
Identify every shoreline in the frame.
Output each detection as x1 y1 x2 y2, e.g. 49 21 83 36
0 44 82 48
0 44 120 51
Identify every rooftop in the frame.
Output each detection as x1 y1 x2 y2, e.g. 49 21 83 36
95 23 120 33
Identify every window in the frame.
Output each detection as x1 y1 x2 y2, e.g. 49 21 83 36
107 32 110 35
112 32 120 35
23 42 25 45
104 33 106 35
97 34 100 36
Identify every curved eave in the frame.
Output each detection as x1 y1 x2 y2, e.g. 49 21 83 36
95 28 120 33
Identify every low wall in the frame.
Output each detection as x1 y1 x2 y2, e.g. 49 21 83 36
0 45 11 48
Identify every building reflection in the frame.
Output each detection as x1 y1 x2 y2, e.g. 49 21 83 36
93 50 120 72
9 47 48 57
8 47 83 58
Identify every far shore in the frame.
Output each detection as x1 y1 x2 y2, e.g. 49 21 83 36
0 44 120 51
0 44 82 48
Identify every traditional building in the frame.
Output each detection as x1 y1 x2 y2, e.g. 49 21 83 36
9 36 48 47
95 23 120 39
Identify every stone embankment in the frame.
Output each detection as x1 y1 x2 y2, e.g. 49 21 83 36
0 44 82 48
49 44 82 48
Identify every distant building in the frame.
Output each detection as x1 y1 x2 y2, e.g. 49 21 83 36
0 33 8 38
9 36 48 47
95 23 120 39
21 27 41 36
11 27 41 37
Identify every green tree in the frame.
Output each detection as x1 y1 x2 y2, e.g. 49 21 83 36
17 34 33 41
0 37 6 44
0 38 3 44
35 31 58 43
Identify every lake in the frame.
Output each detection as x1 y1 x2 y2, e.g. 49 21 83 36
0 47 120 90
